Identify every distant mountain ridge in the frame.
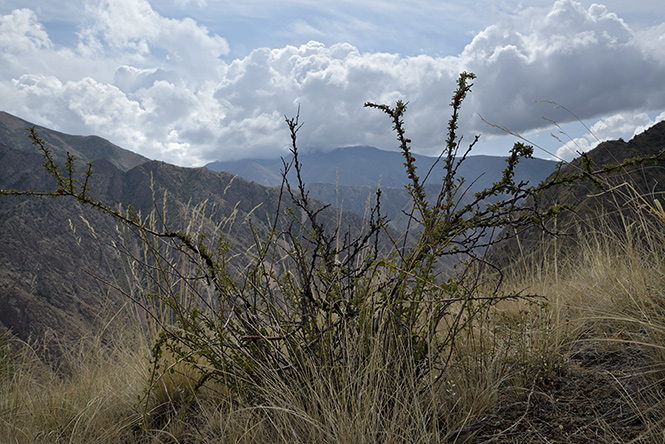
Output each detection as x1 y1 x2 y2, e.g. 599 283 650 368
207 145 558 231
206 145 558 191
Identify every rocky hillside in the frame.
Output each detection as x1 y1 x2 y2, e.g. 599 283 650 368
0 113 365 349
0 111 149 172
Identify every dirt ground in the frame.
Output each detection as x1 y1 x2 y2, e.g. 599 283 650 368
474 341 665 443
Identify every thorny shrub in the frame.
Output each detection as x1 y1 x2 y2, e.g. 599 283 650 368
2 72 656 437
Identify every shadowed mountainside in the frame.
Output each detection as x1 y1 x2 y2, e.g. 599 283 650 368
489 120 665 266
0 112 368 349
0 111 149 172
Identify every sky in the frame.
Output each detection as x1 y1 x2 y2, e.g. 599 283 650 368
1 0 664 167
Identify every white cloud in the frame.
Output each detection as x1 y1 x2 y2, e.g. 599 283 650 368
1 1 664 168
633 22 665 64
11 73 147 141
77 0 229 82
0 9 51 53
463 0 665 135
209 42 460 160
113 65 181 93
555 111 665 161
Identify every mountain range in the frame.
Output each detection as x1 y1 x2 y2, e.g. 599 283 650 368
206 146 557 189
206 145 558 231
2 109 662 350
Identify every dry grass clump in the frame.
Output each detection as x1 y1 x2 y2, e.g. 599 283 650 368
0 311 504 443
0 317 223 443
0 326 148 443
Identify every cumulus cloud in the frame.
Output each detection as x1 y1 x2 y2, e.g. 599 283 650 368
209 42 459 157
77 0 229 81
0 9 51 53
11 73 146 139
555 111 665 161
1 0 664 167
113 65 181 93
633 22 665 64
464 0 665 134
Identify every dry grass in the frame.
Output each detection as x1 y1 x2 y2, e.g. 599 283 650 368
4 186 665 443
0 325 148 443
0 314 503 443
481 185 665 442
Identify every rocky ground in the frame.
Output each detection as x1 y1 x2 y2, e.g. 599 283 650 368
476 340 664 443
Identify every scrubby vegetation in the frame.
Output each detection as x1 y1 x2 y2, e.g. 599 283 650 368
2 73 665 443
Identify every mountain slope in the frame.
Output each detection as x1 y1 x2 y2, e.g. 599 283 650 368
0 111 149 172
489 121 665 265
0 144 271 346
0 112 370 349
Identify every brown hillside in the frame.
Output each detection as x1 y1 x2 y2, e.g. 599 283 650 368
0 114 368 350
